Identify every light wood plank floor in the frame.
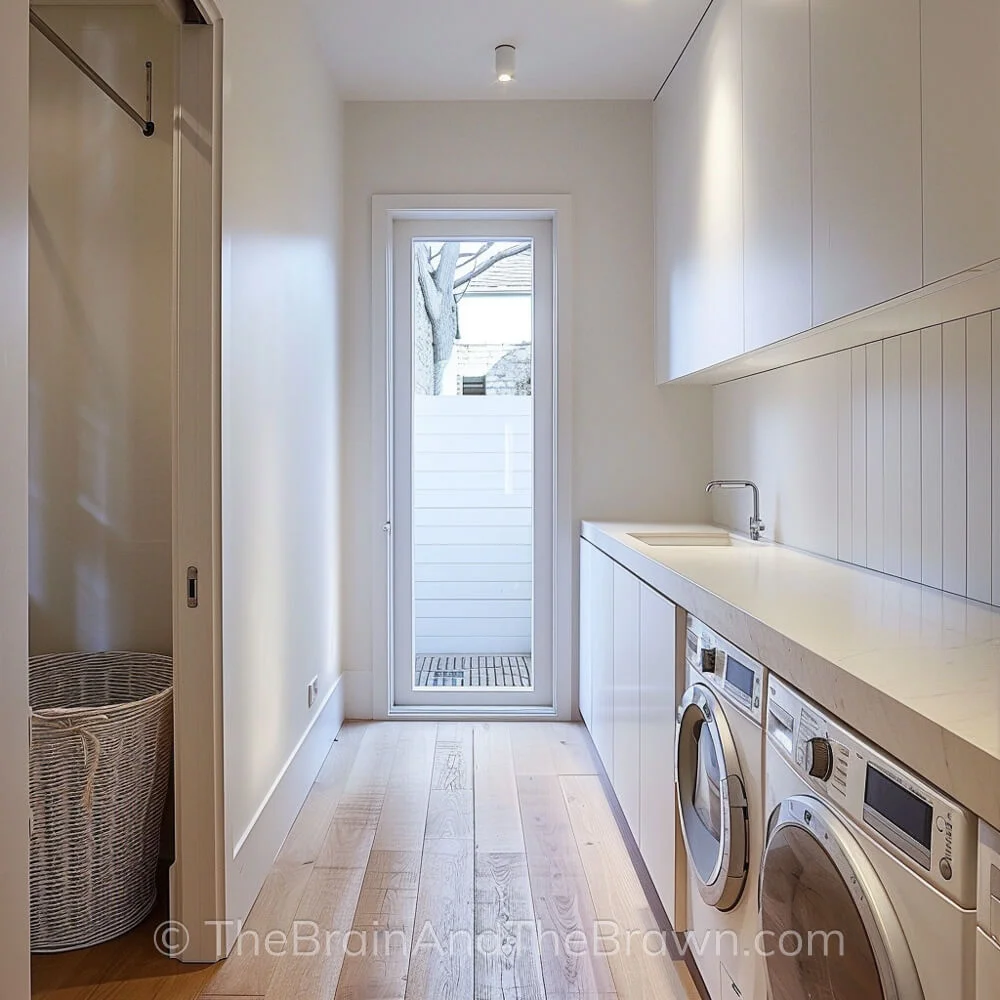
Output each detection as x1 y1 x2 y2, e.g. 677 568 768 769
32 722 699 1000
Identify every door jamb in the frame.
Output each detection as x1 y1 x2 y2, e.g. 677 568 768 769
369 195 574 723
170 0 227 963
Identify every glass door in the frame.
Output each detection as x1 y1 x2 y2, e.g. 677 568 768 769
390 218 554 710
760 795 919 1000
676 683 749 910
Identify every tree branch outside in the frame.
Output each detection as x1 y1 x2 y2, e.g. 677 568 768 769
415 240 531 394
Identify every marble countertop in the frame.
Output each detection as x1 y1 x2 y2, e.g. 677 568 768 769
582 521 1000 831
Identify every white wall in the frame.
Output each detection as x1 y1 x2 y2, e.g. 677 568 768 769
342 101 714 717
0 1 31 993
414 395 532 656
215 0 344 912
28 6 175 657
713 310 1000 606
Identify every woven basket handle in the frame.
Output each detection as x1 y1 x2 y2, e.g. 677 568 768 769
32 711 110 810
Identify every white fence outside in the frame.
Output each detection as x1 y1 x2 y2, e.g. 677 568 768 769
413 394 532 655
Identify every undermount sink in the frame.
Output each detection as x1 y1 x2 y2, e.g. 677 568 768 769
628 530 732 547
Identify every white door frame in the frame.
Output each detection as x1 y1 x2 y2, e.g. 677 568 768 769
170 0 228 963
2 2 31 994
391 218 554 711
370 195 574 721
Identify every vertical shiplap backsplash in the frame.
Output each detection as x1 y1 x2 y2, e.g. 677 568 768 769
712 309 1000 605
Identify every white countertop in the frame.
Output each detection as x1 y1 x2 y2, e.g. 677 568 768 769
582 521 1000 830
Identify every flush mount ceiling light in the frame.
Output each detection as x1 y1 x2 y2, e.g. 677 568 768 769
495 44 516 84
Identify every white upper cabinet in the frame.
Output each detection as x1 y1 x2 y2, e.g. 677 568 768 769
810 0 922 326
742 0 811 350
921 0 1000 284
655 0 743 381
653 58 694 382
655 0 998 383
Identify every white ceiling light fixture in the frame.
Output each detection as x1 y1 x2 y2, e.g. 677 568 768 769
495 44 516 84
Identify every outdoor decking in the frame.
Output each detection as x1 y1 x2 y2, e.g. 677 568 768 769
415 654 532 688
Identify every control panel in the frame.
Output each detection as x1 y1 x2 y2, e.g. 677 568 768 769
766 674 977 909
685 616 764 724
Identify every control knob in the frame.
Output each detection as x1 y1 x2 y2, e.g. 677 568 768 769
700 647 718 673
806 737 834 781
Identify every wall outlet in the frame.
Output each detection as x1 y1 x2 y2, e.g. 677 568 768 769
307 676 320 709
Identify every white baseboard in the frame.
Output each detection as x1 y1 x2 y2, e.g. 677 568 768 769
344 669 373 720
225 672 345 938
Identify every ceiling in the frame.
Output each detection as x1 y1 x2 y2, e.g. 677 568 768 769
305 0 711 102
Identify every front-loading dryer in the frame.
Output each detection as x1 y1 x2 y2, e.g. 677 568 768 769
676 617 766 1000
762 675 978 1000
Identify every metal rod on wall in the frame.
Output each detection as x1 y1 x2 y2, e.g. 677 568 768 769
29 9 155 137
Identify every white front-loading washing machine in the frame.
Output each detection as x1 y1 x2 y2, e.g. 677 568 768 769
676 617 766 1000
976 821 1000 999
762 675 978 1000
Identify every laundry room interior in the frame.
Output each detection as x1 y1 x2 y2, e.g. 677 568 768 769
2 1 1000 999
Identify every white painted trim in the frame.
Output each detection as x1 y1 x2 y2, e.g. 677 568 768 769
387 706 557 721
170 4 226 964
370 194 574 723
344 669 374 721
390 219 553 711
1 2 30 994
231 677 343 855
226 674 345 935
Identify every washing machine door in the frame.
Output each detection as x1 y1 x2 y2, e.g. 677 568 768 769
760 795 924 1000
675 683 749 912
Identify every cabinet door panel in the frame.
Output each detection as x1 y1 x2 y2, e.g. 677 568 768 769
654 91 677 382
654 39 698 382
743 0 811 349
590 547 615 774
578 540 593 726
656 0 744 380
811 0 922 325
922 0 1000 283
639 584 686 929
612 564 641 839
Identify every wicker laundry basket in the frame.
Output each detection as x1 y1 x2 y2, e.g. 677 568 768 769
28 651 173 953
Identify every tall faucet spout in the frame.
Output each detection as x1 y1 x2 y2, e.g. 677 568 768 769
706 480 765 541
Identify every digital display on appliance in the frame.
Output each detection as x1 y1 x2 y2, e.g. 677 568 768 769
725 657 755 699
864 766 933 850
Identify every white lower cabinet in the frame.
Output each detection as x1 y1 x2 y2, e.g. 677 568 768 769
612 564 641 839
582 539 615 775
579 538 686 929
638 582 686 930
578 539 594 727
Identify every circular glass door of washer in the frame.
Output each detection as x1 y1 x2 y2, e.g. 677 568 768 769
760 823 887 1000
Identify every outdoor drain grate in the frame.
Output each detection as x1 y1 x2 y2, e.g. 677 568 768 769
415 655 532 688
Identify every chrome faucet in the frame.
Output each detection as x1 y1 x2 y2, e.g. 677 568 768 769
706 480 766 541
